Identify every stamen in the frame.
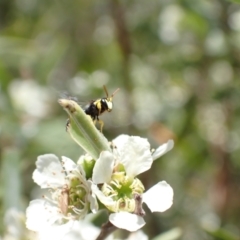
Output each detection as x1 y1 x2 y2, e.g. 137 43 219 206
111 179 121 188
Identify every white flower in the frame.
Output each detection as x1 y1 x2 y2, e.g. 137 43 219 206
127 230 148 240
26 154 97 234
8 79 53 118
3 208 38 240
92 135 174 232
37 219 100 240
107 229 148 240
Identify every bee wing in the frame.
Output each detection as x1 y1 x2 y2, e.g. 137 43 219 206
83 99 98 111
59 91 79 102
59 91 92 109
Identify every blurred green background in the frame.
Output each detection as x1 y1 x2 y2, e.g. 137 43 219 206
1 0 240 239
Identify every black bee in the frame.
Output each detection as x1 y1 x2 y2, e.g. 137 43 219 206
65 86 119 132
84 85 120 132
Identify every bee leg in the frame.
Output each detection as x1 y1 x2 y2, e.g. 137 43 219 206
92 116 104 132
93 119 97 126
98 119 104 132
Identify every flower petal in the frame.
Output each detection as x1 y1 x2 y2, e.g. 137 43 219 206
61 156 77 174
152 140 174 161
91 184 115 207
69 220 100 240
33 154 66 188
109 212 145 232
26 199 62 231
128 230 148 240
87 181 99 213
92 151 114 184
38 222 73 240
38 220 100 240
143 181 173 212
113 135 152 177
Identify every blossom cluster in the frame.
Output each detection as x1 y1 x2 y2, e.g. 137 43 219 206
26 98 174 240
26 135 174 239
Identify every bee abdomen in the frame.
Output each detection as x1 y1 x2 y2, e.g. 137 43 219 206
85 103 99 120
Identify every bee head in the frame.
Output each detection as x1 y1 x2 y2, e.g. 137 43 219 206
103 85 120 112
106 99 113 112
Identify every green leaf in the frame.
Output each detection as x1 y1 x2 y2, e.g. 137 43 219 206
204 227 239 240
58 99 111 160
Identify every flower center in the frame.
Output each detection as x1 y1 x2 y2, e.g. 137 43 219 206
58 174 89 219
101 172 144 213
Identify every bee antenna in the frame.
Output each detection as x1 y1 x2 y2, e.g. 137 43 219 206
103 85 109 97
111 88 120 97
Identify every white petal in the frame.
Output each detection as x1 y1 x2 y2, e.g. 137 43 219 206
91 184 115 207
61 156 77 174
68 220 100 240
33 154 66 188
38 222 72 240
38 220 100 240
128 230 148 240
109 212 145 232
143 181 173 212
113 135 152 177
112 134 130 149
61 231 82 240
92 151 114 184
87 181 99 213
26 199 62 231
152 140 174 161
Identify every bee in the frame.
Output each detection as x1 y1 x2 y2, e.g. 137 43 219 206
84 85 120 132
